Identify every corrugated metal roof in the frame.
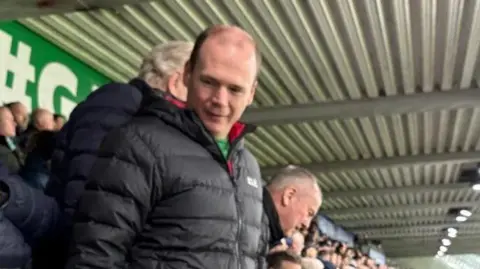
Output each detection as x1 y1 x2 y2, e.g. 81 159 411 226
18 0 480 259
396 254 480 269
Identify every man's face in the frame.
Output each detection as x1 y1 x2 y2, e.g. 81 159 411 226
11 104 29 132
0 109 17 137
184 35 257 139
278 185 322 236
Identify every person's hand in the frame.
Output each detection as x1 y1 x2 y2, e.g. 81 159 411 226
268 238 289 253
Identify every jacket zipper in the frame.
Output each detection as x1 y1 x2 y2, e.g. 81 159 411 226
225 142 243 269
219 128 253 269
230 165 242 269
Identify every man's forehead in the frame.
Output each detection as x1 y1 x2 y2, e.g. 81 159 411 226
11 103 26 112
0 108 13 119
201 28 256 58
207 25 255 42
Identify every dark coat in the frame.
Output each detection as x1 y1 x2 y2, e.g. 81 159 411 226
0 161 31 268
66 95 265 269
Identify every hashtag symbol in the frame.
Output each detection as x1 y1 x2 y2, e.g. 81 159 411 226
0 30 35 108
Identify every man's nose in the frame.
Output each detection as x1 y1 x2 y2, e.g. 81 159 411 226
211 87 229 106
302 217 312 228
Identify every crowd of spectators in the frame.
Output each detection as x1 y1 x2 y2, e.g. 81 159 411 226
264 220 393 269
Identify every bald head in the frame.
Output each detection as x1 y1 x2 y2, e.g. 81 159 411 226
188 25 261 75
6 102 29 132
0 107 16 137
32 108 54 131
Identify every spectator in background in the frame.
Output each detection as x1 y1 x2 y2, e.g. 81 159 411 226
0 107 23 173
266 251 302 269
301 258 324 269
16 108 55 152
261 166 322 248
365 258 377 269
66 25 264 269
53 114 66 131
0 106 60 251
31 109 55 131
34 40 193 269
290 231 305 256
48 40 193 228
304 245 318 259
5 102 29 134
20 130 57 190
355 254 368 269
258 166 322 268
0 164 31 269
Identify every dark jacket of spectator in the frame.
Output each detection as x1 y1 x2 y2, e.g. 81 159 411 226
42 78 179 269
66 94 264 269
0 164 60 242
258 187 285 269
0 136 23 174
0 215 31 268
0 161 31 268
48 78 166 226
20 130 57 190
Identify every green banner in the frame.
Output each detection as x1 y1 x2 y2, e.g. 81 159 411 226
0 21 111 117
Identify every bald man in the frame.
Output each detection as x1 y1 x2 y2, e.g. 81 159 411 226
66 25 264 269
6 102 29 133
0 107 23 173
257 166 322 268
31 108 55 131
0 107 16 138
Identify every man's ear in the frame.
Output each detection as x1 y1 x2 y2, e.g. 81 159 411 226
166 72 180 94
281 187 296 207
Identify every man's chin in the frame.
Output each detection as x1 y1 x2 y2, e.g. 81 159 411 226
203 121 226 139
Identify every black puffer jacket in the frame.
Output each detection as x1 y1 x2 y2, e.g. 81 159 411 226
66 96 265 269
257 188 285 269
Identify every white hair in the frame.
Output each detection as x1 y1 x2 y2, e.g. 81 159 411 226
301 258 324 269
138 41 193 87
267 165 320 193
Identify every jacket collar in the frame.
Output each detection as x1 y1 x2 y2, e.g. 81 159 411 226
263 187 285 246
129 78 186 109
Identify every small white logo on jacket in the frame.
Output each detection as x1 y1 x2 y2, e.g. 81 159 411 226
246 176 259 188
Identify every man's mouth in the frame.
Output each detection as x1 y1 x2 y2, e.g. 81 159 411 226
206 111 225 119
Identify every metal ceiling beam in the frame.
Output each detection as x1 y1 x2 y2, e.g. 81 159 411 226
261 151 480 175
384 240 480 250
243 88 480 126
353 221 480 234
337 215 480 229
374 234 480 242
386 246 479 257
0 0 150 21
387 247 480 258
325 183 470 199
366 230 480 240
321 201 478 215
